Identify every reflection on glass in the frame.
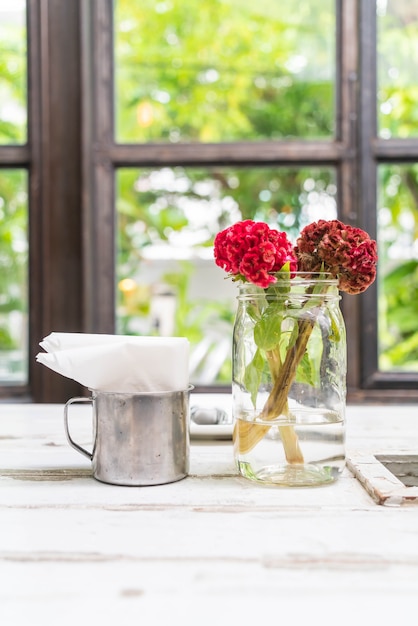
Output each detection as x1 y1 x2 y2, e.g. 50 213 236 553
0 169 28 384
378 164 418 371
0 0 27 144
114 0 335 143
378 1 418 138
116 166 337 385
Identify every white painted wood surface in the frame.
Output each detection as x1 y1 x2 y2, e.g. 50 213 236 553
1 399 418 626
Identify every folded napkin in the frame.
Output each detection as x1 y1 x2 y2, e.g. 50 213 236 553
36 333 190 393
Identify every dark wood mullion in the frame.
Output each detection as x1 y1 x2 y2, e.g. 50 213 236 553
336 0 361 397
358 0 377 228
104 140 342 167
28 0 84 402
373 138 418 160
81 0 116 334
0 146 30 165
357 0 380 392
337 0 359 224
26 0 43 401
363 371 418 389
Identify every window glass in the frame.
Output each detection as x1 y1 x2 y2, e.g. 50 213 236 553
114 0 335 143
116 166 337 384
0 169 28 384
377 1 418 139
0 0 27 144
378 163 418 371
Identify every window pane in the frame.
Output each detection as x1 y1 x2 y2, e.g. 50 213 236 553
0 169 28 384
378 1 418 139
116 166 337 385
0 0 27 144
378 164 418 371
114 0 335 143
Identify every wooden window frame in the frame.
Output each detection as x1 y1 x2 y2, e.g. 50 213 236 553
0 0 84 401
1 0 417 402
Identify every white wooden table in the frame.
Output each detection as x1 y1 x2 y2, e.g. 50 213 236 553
1 398 418 625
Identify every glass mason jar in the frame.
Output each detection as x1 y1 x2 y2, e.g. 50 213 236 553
232 274 347 487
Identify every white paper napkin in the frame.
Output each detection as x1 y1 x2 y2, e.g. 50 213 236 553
36 333 190 393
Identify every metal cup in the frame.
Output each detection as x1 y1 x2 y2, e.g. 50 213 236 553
64 386 192 486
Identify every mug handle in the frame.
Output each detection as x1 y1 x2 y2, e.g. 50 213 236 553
64 396 93 460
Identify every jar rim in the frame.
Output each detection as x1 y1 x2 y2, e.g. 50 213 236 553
237 272 339 292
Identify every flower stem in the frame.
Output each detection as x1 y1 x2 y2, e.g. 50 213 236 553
234 316 315 461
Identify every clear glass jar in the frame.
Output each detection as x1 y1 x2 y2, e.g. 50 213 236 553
232 274 347 487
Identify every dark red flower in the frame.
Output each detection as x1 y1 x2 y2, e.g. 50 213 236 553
214 220 297 288
295 219 378 294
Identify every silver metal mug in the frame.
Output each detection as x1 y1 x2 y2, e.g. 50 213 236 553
64 387 192 486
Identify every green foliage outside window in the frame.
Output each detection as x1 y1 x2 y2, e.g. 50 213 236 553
378 164 418 371
0 170 28 382
0 2 28 382
0 1 27 144
114 0 337 382
378 1 418 139
116 165 337 383
376 4 418 371
114 0 335 143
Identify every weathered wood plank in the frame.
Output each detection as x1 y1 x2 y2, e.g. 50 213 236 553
347 453 418 506
1 399 418 625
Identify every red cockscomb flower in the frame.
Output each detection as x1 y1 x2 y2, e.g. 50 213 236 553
294 219 378 294
214 220 297 288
